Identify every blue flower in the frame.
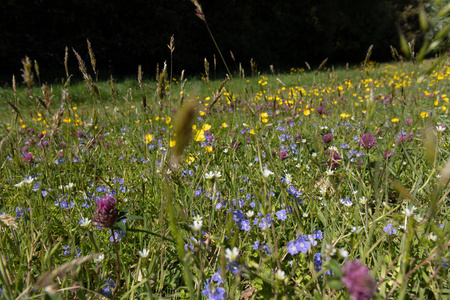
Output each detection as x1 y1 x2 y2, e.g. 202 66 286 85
252 241 260 250
100 279 115 297
295 236 311 253
212 270 224 285
239 219 251 232
313 253 322 271
275 209 287 221
287 240 298 255
109 230 125 242
314 230 323 240
383 223 397 235
202 279 226 300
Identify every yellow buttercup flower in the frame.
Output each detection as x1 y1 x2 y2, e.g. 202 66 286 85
169 140 176 147
194 130 205 142
202 124 211 131
420 112 429 118
205 146 213 152
391 118 399 123
145 134 153 144
303 109 311 116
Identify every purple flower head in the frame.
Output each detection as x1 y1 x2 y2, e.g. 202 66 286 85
341 260 377 300
327 150 341 169
406 118 413 126
360 132 377 149
322 134 333 144
93 194 119 228
24 152 34 163
317 106 325 115
383 149 394 160
76 130 84 138
279 149 288 161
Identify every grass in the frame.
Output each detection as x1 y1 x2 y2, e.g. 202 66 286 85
0 55 450 299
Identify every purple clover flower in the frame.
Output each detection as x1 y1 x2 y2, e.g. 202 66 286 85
93 194 119 228
360 132 377 149
323 134 333 144
341 260 377 300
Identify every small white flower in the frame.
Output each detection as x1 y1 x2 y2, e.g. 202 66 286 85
275 269 286 281
285 174 292 185
205 171 215 180
223 148 229 153
295 163 301 168
96 253 105 262
246 210 254 218
79 217 91 228
436 174 442 178
414 214 424 223
429 233 438 241
339 248 349 258
262 169 274 178
328 146 338 152
402 206 416 217
225 247 239 262
403 161 407 165
325 244 336 257
14 176 35 187
436 125 446 132
190 220 203 231
248 162 253 167
351 226 362 234
302 139 307 143
302 212 309 217
138 248 150 258
319 187 327 195
193 215 203 223
214 171 222 178
359 197 367 204
305 165 310 170
312 152 317 157
352 190 358 195
325 169 334 176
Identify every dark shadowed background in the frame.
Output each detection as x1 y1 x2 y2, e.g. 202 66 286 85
0 0 422 83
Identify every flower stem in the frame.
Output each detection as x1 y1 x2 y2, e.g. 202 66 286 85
111 231 120 300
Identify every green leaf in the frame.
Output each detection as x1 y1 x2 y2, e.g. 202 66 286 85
126 215 144 221
327 279 344 290
116 221 126 233
326 259 343 277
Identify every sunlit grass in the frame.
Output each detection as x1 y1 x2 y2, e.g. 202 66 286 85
0 57 449 299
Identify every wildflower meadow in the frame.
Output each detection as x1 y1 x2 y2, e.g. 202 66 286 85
1 48 450 300
2 3 450 297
